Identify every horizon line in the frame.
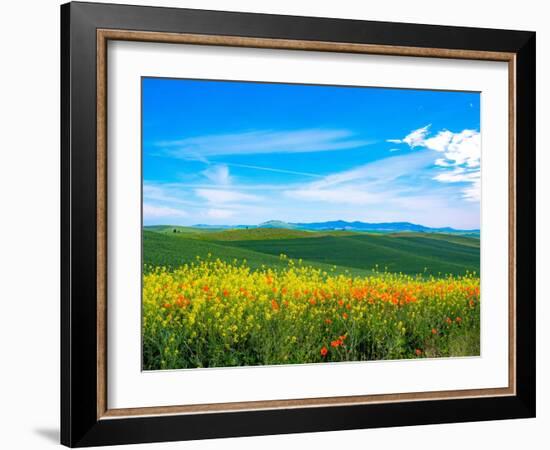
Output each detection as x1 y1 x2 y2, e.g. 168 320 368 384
143 219 480 232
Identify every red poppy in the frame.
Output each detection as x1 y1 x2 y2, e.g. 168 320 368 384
320 346 328 357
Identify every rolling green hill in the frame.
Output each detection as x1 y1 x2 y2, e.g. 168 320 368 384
213 234 479 276
143 227 479 276
388 232 480 248
143 231 373 276
192 228 324 241
145 225 224 234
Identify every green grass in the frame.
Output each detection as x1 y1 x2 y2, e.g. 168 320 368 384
212 233 479 276
143 230 373 276
192 228 325 241
144 227 479 277
144 225 224 234
388 232 480 248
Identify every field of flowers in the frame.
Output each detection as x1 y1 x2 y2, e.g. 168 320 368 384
142 255 480 370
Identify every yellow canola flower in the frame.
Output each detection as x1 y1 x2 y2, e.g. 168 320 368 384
142 258 480 370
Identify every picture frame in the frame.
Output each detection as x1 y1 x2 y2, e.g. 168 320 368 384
61 1 536 447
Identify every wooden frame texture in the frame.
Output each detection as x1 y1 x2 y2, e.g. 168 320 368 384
62 1 536 447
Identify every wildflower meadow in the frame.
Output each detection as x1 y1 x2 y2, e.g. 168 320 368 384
143 255 480 370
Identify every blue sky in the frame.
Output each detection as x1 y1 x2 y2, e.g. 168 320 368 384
142 78 480 229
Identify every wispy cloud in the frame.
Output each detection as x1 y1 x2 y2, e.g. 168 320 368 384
306 151 434 190
156 129 373 157
387 124 431 148
287 187 387 206
461 179 481 202
195 189 262 204
433 167 480 202
206 209 235 219
284 151 434 206
143 184 194 206
143 150 479 228
224 162 322 178
143 203 187 219
201 164 231 185
142 182 271 225
279 150 479 227
433 167 479 183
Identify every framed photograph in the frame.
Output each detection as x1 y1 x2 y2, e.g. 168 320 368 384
61 1 536 447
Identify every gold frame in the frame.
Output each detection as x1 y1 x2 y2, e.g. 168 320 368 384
96 29 516 420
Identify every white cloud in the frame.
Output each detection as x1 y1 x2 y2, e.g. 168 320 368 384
424 129 480 168
390 125 481 202
387 124 431 148
423 130 454 152
157 129 372 157
195 189 261 204
201 164 231 185
403 124 432 147
388 126 480 168
427 130 480 202
143 203 187 218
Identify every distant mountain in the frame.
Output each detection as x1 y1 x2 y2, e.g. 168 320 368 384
193 224 233 229
192 224 249 229
188 220 479 234
267 220 478 234
257 220 297 229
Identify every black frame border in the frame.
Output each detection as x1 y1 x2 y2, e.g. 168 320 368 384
61 2 535 447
